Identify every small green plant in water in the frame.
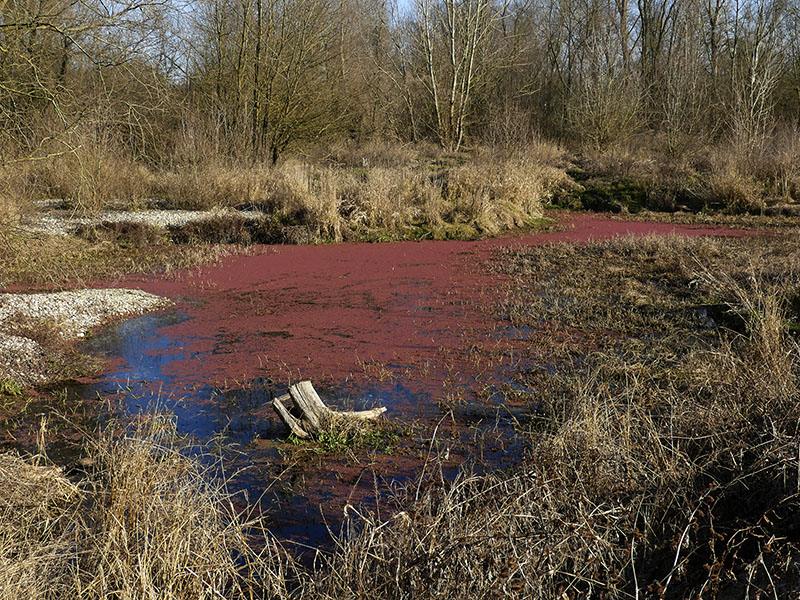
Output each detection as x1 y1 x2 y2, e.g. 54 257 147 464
362 428 401 452
0 378 22 397
287 425 402 454
317 430 351 452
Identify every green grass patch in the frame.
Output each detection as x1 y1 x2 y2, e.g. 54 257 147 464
0 378 22 397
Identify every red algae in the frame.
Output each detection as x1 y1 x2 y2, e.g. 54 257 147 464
4 212 760 546
123 212 750 400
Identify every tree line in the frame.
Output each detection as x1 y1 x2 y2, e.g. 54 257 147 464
1 0 798 166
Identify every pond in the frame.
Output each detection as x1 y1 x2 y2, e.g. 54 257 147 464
42 213 751 545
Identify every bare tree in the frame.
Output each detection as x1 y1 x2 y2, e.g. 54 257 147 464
413 0 505 151
189 0 349 162
728 0 788 151
660 0 711 154
637 0 679 120
361 1 425 141
0 0 171 162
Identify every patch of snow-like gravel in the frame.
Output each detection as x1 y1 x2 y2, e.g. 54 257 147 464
0 335 48 385
22 207 266 236
0 289 173 386
23 214 76 236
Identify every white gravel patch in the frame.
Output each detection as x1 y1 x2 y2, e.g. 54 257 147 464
0 335 48 385
0 288 173 386
21 207 267 236
0 289 172 338
23 214 74 236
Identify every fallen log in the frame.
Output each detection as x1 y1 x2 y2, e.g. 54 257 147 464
272 380 387 438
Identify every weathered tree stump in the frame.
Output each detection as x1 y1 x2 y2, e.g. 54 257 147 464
272 380 387 439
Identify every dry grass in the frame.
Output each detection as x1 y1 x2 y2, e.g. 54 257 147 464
3 234 800 598
703 150 766 213
151 165 273 211
25 150 154 216
0 413 295 600
0 452 82 599
7 137 800 597
313 138 425 168
565 126 800 216
313 464 633 598
446 157 568 235
0 230 237 288
75 221 168 248
0 165 34 230
3 143 568 252
6 132 800 233
234 153 565 241
308 234 800 599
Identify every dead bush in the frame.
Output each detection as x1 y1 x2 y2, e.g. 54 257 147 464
26 147 154 216
317 138 421 168
151 165 273 211
169 214 255 245
446 158 562 234
0 164 35 229
265 161 348 241
348 167 417 229
704 160 764 214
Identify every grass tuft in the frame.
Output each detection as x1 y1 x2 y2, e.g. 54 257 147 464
0 413 296 600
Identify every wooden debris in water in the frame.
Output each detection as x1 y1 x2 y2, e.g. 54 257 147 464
272 380 387 439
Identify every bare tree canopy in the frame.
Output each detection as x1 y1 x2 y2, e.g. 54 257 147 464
0 0 797 163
